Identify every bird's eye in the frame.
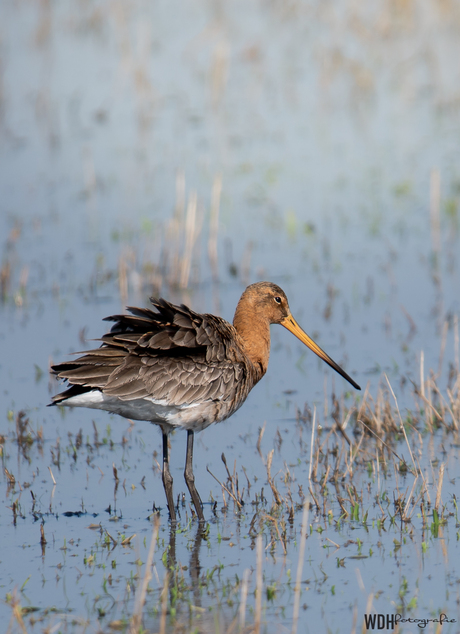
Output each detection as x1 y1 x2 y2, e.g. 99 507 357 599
274 296 282 304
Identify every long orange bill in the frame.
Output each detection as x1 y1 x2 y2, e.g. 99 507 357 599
281 315 361 390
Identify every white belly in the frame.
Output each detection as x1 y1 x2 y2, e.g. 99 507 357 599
60 390 231 433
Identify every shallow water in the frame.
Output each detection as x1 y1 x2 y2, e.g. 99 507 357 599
1 1 460 632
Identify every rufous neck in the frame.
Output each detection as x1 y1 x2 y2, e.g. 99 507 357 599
233 301 270 380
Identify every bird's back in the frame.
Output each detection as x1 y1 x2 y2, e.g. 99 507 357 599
51 298 260 431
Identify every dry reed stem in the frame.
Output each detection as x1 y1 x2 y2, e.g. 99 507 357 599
208 174 222 282
357 420 402 462
291 496 309 634
6 590 28 634
414 454 431 505
206 466 243 509
0 260 11 301
257 422 266 462
321 464 331 493
361 593 374 634
180 191 198 288
355 568 365 592
241 466 251 494
166 171 186 284
426 372 434 432
444 388 460 430
357 382 370 422
344 429 365 477
130 515 160 634
317 415 336 457
376 451 380 495
254 534 263 634
455 378 460 418
384 374 417 475
221 453 240 503
430 168 441 254
175 171 185 219
326 537 340 549
401 304 417 337
434 462 445 512
266 449 282 505
308 486 321 513
118 253 128 306
312 440 322 485
454 314 459 373
48 466 56 485
414 385 443 424
437 320 449 378
402 473 420 520
239 568 250 630
361 393 388 436
335 406 353 445
323 375 328 420
335 485 348 516
40 523 47 545
309 406 316 483
262 513 287 555
453 314 460 375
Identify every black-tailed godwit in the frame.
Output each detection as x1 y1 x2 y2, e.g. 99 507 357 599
50 282 360 522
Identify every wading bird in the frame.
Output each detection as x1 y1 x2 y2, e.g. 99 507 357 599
50 281 360 522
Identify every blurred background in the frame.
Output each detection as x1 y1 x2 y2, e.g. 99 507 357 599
1 0 459 408
1 1 460 631
1 0 460 398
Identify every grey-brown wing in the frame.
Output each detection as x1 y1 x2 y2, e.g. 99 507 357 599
51 297 251 406
106 299 232 363
103 353 248 406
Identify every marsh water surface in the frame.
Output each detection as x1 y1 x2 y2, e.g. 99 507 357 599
1 1 460 632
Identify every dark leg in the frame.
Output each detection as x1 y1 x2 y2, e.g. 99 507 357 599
184 430 205 522
162 432 176 523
